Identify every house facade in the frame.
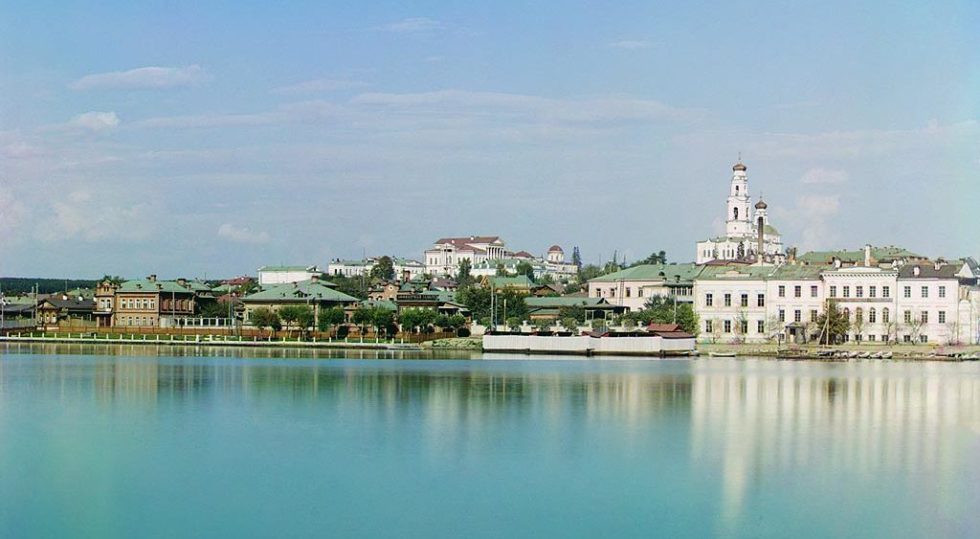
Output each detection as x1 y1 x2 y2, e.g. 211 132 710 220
424 236 506 276
257 265 321 286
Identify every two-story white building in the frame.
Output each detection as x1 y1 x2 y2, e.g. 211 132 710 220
257 265 321 286
588 264 701 312
423 236 507 276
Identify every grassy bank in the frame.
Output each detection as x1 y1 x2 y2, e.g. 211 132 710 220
422 337 483 351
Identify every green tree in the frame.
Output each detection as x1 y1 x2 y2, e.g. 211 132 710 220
330 275 369 300
372 308 396 338
352 306 375 335
295 306 315 338
250 308 279 338
506 317 521 331
238 280 259 295
455 286 491 321
278 305 312 337
456 259 475 287
557 305 586 324
447 314 467 332
317 306 346 335
578 264 605 282
199 300 230 318
515 261 536 281
369 256 395 281
435 313 451 329
634 295 699 335
633 250 668 266
816 300 850 345
561 317 580 332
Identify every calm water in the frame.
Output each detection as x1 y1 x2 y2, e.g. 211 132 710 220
2 344 979 538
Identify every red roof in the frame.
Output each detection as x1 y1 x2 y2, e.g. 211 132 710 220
434 236 500 247
548 245 563 252
647 323 682 332
513 250 534 259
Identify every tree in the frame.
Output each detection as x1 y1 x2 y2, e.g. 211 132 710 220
329 274 369 300
515 261 536 281
199 300 230 318
100 275 124 285
816 300 850 345
278 305 313 338
455 286 491 321
456 259 474 287
572 246 582 268
352 306 375 335
633 251 668 266
447 314 467 334
495 263 511 276
506 317 521 331
372 309 396 338
578 264 604 282
434 313 451 329
318 306 346 335
370 256 395 281
398 308 424 334
557 305 586 324
561 317 580 332
633 295 698 335
238 280 259 296
250 308 279 339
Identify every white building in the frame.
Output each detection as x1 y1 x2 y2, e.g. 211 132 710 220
587 264 701 312
257 265 321 286
696 161 785 264
327 257 425 281
424 236 507 276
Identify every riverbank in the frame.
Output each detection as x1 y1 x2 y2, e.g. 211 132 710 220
0 333 422 351
698 342 980 360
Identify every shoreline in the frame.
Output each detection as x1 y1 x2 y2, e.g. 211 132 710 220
0 334 423 351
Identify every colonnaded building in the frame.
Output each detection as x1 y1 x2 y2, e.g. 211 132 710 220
696 160 785 264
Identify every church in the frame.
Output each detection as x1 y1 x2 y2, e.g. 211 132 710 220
695 160 785 264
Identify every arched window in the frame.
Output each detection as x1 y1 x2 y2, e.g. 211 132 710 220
734 207 739 220
869 308 877 323
883 308 890 323
855 307 863 323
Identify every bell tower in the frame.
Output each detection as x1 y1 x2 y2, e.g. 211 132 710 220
726 159 752 237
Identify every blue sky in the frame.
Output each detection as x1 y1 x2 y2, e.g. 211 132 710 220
1 0 978 278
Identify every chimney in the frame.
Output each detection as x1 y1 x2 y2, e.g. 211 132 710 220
934 260 942 271
913 266 921 276
147 274 157 282
833 257 841 269
177 278 187 287
310 274 319 282
864 244 872 267
757 217 765 263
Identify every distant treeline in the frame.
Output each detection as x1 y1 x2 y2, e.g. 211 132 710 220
0 278 98 295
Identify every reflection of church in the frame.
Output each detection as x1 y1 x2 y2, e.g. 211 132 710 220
695 161 784 264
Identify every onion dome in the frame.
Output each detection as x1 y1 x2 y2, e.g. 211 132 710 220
755 199 767 210
732 161 747 172
548 245 563 252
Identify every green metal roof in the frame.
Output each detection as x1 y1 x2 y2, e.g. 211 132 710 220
117 279 193 294
243 280 358 303
589 263 702 283
769 265 825 280
798 246 921 264
695 265 777 281
361 299 398 311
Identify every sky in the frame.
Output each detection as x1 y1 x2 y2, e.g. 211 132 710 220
1 0 978 279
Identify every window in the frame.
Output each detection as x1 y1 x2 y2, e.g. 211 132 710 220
920 335 928 343
904 335 912 343
855 308 863 323
794 285 801 298
740 294 748 307
869 334 876 342
610 288 616 297
625 288 631 297
810 309 818 322
921 311 928 324
830 286 837 297
903 286 911 298
757 294 765 307
843 286 850 298
705 293 713 307
881 334 888 342
869 308 877 323
921 286 929 298
883 286 890 298
883 308 890 323
739 320 748 334
939 286 946 298
724 320 732 333
778 309 785 322
778 285 786 297
794 310 801 323
855 334 863 342
869 286 877 298
938 311 946 324
757 320 765 333
811 286 818 298
705 320 713 333
595 289 602 298
724 293 732 307
638 288 644 297
856 286 863 298
904 310 912 323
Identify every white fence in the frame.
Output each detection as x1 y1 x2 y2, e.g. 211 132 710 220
482 334 695 356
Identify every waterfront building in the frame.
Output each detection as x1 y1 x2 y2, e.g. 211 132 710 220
110 275 197 328
894 262 967 344
36 295 95 331
821 265 900 343
257 265 321 286
587 263 701 312
694 265 775 343
695 161 785 264
241 277 359 327
798 245 925 267
524 296 626 322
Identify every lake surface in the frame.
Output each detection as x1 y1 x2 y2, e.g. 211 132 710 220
2 343 979 538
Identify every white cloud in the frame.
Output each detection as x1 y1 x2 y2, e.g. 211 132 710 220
69 111 120 132
69 65 208 90
272 78 368 95
37 190 158 242
795 194 841 250
217 223 270 244
0 186 27 241
377 17 444 33
800 167 848 184
607 40 654 50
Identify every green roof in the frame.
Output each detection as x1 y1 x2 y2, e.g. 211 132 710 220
243 280 358 303
695 265 777 281
257 265 317 272
361 299 398 311
589 263 701 283
764 224 779 235
799 246 921 265
525 297 608 308
117 279 193 294
769 265 825 280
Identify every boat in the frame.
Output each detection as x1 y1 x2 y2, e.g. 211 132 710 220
708 351 737 358
857 352 871 359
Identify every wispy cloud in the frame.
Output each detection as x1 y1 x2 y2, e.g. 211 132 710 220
217 223 270 244
70 65 208 90
38 190 159 242
0 185 27 243
607 40 654 50
69 111 120 132
800 167 848 185
376 17 444 33
795 194 841 250
272 78 368 95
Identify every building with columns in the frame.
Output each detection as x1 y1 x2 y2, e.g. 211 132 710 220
696 161 785 264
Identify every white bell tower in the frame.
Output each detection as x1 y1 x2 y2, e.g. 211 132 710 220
726 159 752 237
